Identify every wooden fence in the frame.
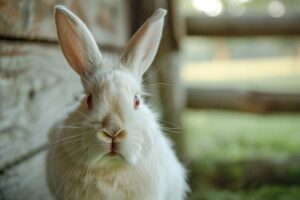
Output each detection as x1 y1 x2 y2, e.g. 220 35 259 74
184 13 300 112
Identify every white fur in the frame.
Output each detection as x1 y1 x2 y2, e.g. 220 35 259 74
47 5 189 200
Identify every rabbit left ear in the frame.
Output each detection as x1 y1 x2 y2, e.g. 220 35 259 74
55 5 102 76
120 9 167 81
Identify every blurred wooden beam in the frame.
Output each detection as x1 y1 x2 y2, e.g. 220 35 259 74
186 14 300 36
130 0 187 158
129 0 163 111
187 87 300 112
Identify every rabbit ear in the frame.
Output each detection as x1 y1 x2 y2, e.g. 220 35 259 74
55 5 102 76
121 9 167 80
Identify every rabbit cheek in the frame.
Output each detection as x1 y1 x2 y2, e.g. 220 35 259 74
119 131 145 165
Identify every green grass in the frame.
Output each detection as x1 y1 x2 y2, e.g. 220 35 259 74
189 184 300 200
184 109 300 162
184 110 300 162
183 109 300 200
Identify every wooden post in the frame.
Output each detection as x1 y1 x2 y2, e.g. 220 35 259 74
130 0 187 159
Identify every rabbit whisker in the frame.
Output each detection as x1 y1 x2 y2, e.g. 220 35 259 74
74 110 96 123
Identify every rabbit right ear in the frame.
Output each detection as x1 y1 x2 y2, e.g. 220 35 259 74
55 5 102 76
120 9 167 81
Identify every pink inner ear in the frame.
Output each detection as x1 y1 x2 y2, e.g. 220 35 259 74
141 36 156 63
63 39 85 74
56 12 87 75
120 12 165 78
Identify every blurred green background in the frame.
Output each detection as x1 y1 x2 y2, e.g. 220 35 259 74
180 0 300 199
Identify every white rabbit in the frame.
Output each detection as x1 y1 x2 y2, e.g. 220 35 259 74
47 5 189 200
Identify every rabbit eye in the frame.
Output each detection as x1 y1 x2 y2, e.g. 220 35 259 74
134 95 140 110
86 94 93 109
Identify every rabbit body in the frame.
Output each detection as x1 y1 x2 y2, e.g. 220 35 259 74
47 6 189 200
47 65 188 200
47 105 187 200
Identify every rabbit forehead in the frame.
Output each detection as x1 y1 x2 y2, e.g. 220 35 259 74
91 69 140 99
89 70 140 123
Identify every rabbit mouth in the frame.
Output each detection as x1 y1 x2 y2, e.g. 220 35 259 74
106 151 122 158
98 152 127 167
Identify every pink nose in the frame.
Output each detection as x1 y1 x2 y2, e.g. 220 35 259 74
97 129 126 143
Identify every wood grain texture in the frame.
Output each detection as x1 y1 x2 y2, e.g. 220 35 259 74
0 151 53 200
0 0 129 47
187 87 300 113
0 42 82 170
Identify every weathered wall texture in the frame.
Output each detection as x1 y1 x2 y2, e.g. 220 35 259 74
0 1 129 199
0 0 129 47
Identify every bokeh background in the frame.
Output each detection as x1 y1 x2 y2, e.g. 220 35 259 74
1 0 300 200
181 1 300 199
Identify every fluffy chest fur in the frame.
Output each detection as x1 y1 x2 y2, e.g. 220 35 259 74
47 134 185 200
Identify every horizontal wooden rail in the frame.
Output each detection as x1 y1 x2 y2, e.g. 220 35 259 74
186 14 300 36
186 87 300 112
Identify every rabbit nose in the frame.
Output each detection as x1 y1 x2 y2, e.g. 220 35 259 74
97 129 126 143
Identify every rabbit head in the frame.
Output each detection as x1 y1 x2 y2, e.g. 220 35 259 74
54 6 166 168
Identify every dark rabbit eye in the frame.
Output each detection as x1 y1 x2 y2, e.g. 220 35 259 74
86 94 93 109
134 95 140 110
